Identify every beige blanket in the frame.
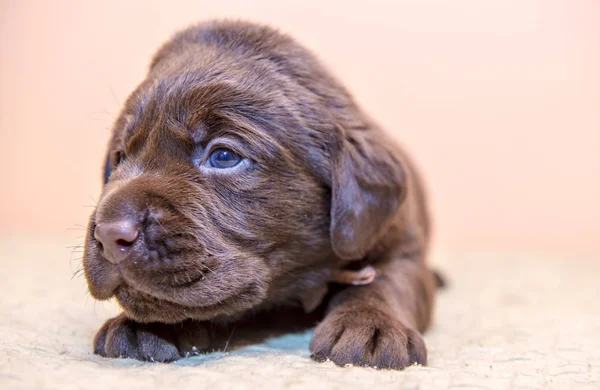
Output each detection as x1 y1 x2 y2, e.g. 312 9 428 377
1 236 598 389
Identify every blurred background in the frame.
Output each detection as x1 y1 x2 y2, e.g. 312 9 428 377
1 0 598 257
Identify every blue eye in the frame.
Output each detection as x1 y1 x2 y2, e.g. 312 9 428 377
208 148 242 168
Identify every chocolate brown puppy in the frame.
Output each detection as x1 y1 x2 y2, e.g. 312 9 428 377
83 20 438 369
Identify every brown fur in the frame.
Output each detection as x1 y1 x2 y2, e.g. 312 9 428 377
82 20 438 370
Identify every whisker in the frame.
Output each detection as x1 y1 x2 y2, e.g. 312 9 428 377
200 264 216 275
71 267 84 280
67 227 86 231
223 324 237 353
155 219 168 235
109 86 121 107
88 195 99 206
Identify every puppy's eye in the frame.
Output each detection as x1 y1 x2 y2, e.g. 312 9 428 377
105 150 126 184
110 150 126 169
208 148 242 168
116 151 126 165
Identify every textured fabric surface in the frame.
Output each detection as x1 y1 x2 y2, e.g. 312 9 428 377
1 236 598 389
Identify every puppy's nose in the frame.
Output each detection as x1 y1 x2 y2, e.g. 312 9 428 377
94 220 139 264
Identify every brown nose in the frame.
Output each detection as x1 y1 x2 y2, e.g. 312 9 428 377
94 220 139 264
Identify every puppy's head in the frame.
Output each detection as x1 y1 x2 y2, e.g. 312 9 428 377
83 21 406 323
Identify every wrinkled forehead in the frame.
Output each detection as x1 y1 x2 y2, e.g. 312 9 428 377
130 73 278 137
118 72 283 150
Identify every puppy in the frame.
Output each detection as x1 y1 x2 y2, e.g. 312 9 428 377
83 20 438 370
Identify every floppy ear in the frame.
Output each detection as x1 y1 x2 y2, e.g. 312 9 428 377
330 127 407 260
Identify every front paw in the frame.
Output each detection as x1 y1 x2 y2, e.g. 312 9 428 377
309 306 427 369
93 314 210 362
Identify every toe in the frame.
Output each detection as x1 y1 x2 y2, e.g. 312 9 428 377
104 317 141 359
136 324 181 362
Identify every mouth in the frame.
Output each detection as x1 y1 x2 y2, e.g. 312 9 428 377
83 208 272 323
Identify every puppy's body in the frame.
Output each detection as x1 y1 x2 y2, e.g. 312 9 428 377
83 20 437 369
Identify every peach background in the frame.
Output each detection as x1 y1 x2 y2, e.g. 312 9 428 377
1 0 598 256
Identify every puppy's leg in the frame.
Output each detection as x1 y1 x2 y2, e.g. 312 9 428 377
310 257 436 369
94 314 211 362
